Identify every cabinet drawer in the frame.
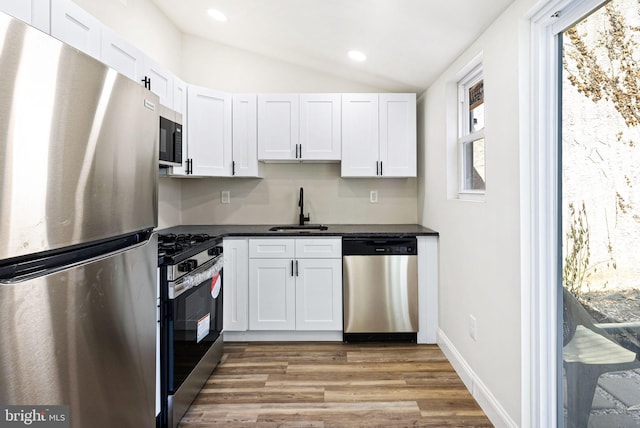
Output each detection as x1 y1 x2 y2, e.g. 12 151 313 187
249 239 295 258
295 238 341 259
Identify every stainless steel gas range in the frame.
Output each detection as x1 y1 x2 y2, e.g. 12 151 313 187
157 233 224 428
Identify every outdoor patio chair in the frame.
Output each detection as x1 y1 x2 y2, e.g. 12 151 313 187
562 287 640 428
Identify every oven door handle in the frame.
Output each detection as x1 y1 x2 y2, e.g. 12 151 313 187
171 257 223 299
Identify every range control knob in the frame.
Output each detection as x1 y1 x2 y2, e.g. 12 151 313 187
208 246 223 256
178 259 198 272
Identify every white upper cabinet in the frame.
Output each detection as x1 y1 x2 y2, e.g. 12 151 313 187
257 94 299 160
101 27 144 82
172 77 187 116
299 94 341 161
341 93 416 177
50 0 101 59
258 94 341 161
0 0 49 32
169 77 189 176
341 93 379 177
379 93 417 177
187 85 232 176
143 57 174 108
232 94 262 177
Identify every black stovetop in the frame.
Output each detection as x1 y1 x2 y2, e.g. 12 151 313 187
157 233 220 266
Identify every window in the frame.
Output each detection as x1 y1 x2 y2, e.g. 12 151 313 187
458 66 485 194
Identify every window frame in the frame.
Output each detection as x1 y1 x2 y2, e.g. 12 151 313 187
457 64 486 197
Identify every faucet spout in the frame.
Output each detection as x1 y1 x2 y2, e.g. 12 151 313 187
298 187 310 225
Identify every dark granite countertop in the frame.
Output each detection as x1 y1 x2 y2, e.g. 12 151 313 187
156 224 438 239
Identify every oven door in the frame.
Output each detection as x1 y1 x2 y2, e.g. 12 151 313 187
168 269 223 393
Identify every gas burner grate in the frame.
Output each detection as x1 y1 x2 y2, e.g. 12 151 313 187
157 233 218 263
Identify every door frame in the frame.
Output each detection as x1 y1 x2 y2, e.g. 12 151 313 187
524 0 609 426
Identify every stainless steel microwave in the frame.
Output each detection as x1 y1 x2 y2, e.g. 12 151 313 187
159 105 183 167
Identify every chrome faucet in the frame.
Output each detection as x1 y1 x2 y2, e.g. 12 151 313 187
298 187 310 226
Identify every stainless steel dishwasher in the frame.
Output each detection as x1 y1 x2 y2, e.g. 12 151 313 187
342 237 418 342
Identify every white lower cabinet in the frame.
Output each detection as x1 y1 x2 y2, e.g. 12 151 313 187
249 258 296 330
223 238 249 332
294 258 342 330
248 238 342 332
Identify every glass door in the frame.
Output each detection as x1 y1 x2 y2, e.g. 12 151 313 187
561 1 640 426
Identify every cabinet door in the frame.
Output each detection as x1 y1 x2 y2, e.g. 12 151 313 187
50 0 102 59
169 78 189 176
232 94 261 177
379 93 417 177
257 94 299 160
341 93 379 177
249 259 296 330
0 0 49 32
296 258 342 330
299 94 341 160
143 56 173 107
172 76 187 116
223 239 249 332
188 85 232 176
101 27 144 82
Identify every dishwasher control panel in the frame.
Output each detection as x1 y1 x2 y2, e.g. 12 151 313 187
342 237 417 256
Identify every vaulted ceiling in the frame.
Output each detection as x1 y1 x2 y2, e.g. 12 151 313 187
152 0 516 92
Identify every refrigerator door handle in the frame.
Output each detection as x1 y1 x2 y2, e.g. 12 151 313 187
0 230 153 284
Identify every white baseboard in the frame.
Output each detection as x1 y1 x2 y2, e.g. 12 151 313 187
437 329 518 428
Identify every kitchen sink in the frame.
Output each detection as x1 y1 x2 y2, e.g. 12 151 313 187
268 224 329 232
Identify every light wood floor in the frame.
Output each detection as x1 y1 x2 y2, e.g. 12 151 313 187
179 342 493 427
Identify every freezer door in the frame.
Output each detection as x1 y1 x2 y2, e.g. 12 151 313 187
0 235 157 428
0 13 159 261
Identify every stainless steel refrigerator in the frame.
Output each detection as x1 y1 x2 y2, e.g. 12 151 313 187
0 12 159 427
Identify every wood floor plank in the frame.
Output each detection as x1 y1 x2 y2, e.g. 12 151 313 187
324 386 471 402
178 342 494 427
286 361 454 374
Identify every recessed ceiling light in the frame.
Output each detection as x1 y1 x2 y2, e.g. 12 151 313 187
207 8 227 22
348 50 367 62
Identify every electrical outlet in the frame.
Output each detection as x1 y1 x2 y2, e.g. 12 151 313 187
221 190 230 204
469 315 477 341
370 190 378 203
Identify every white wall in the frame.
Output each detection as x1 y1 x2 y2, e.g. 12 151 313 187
419 0 533 424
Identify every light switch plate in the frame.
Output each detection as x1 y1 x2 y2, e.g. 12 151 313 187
221 190 230 204
370 190 378 203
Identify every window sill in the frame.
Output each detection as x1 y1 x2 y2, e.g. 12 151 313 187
457 192 485 202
